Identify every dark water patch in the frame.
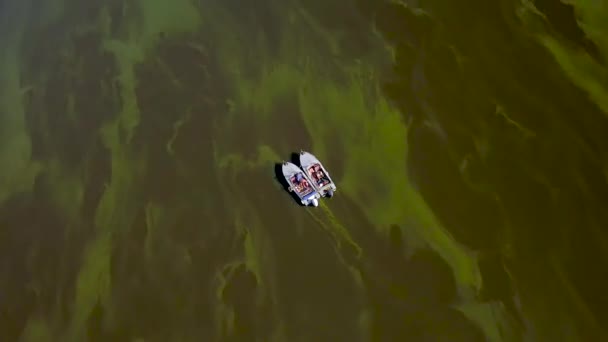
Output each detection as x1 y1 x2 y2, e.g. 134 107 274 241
217 0 282 60
86 299 131 342
30 173 97 330
134 36 232 205
363 247 482 341
23 85 53 160
365 245 457 309
353 0 434 50
44 66 83 166
172 101 223 171
423 42 475 119
405 249 457 305
554 183 608 330
133 51 183 203
0 286 36 342
142 146 179 205
474 53 560 136
508 245 608 340
417 308 486 342
107 0 137 40
381 46 426 126
387 224 405 259
298 0 365 31
0 182 72 340
271 96 312 156
133 35 217 154
81 137 112 220
109 208 162 338
295 0 375 58
407 125 503 251
156 39 210 96
565 113 608 173
577 155 608 206
269 221 362 341
108 203 231 341
372 4 608 336
490 165 557 259
223 93 312 161
424 0 604 150
20 0 111 78
478 253 512 303
327 192 392 262
478 252 522 329
239 166 362 341
418 1 570 132
222 110 263 161
108 0 125 38
19 12 69 83
170 49 228 171
534 0 602 63
372 6 494 156
272 182 484 340
133 58 186 146
162 212 240 340
71 30 121 132
562 221 608 329
373 1 434 49
221 263 268 341
24 28 119 168
0 193 46 341
423 0 511 48
111 206 147 281
41 58 68 142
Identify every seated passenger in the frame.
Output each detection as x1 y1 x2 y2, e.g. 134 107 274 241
310 170 318 181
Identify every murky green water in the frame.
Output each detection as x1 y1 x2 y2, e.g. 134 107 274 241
1 0 607 341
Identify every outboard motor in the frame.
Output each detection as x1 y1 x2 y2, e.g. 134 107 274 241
326 189 334 198
311 198 319 207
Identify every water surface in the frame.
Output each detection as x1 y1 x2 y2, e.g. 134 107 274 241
1 0 608 341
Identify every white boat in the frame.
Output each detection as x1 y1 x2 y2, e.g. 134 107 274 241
282 161 320 207
299 151 337 198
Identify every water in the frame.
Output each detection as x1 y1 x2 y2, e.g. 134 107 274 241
1 0 608 341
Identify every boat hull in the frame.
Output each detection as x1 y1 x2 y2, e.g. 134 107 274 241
281 161 320 206
298 151 337 197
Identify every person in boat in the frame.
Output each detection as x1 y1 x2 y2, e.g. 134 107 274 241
316 170 325 185
309 167 318 182
295 172 310 192
292 174 301 192
307 166 315 178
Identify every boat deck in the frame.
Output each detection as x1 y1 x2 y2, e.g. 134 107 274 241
306 163 332 188
289 173 315 198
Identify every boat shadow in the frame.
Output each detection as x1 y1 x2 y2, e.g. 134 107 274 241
289 152 301 167
273 162 306 207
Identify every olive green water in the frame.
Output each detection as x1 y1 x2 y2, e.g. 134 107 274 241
1 0 608 341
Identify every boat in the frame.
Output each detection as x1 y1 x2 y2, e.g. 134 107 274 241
298 151 337 198
281 161 320 207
